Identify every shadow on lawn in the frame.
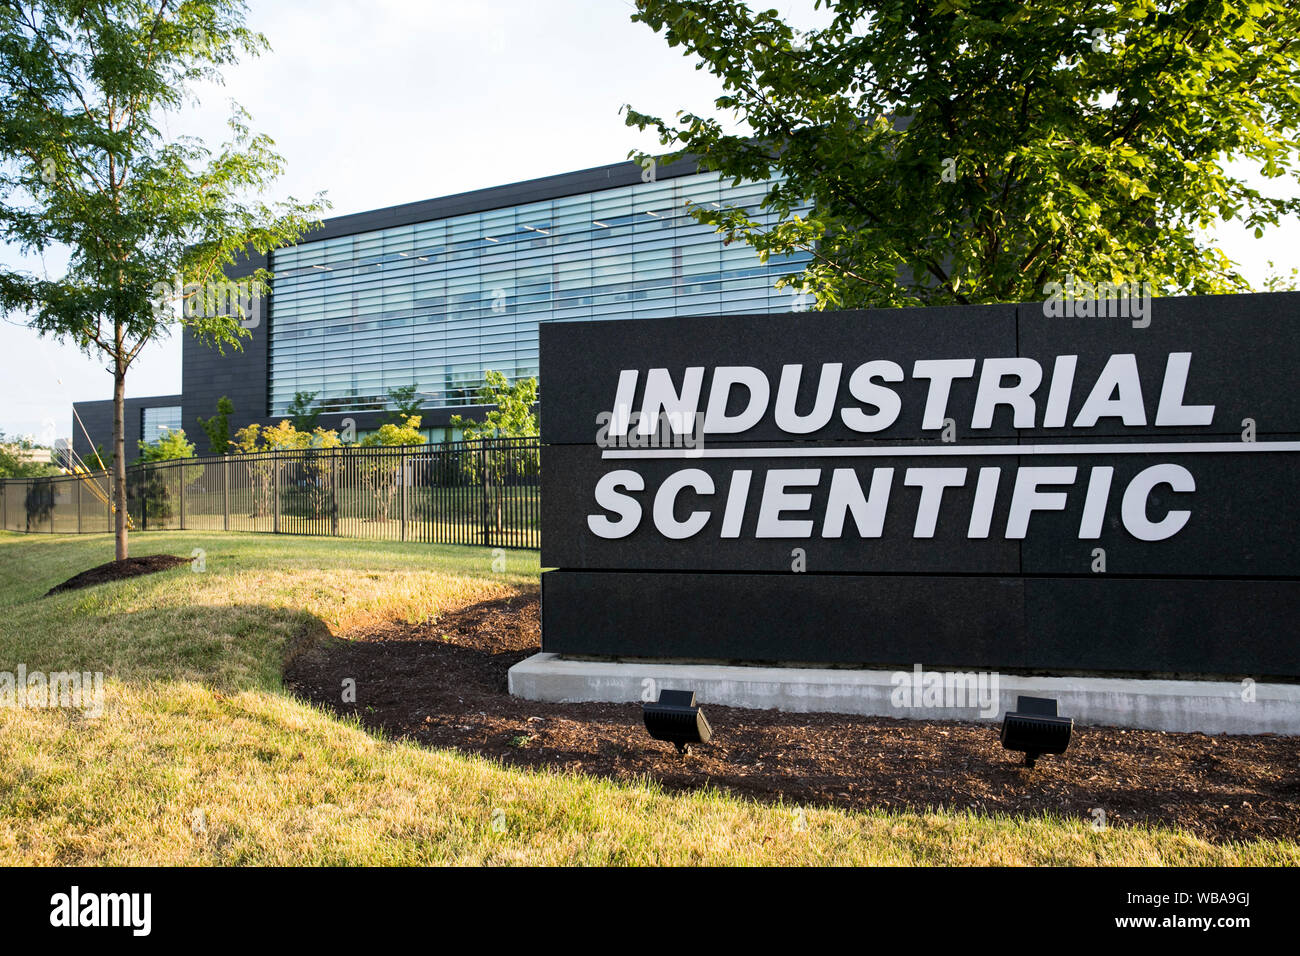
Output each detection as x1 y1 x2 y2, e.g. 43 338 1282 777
7 595 332 696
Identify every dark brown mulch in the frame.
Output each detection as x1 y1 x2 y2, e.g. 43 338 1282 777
45 554 189 596
283 591 1300 845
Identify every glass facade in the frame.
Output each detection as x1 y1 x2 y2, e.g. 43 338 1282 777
141 405 183 439
268 171 810 416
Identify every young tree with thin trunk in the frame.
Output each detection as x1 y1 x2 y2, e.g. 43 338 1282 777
0 0 326 559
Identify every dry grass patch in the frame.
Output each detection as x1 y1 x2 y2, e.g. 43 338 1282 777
0 531 1294 866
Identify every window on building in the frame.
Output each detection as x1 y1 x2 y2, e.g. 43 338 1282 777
267 171 811 416
141 405 183 440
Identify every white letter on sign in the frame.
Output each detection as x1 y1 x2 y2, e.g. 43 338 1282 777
639 367 704 436
905 467 967 538
775 364 842 434
1006 466 1077 538
913 359 976 430
757 469 820 538
704 366 770 434
610 370 638 437
841 361 904 433
588 470 644 538
1122 463 1194 541
1073 354 1146 427
1155 353 1215 427
653 469 714 539
823 467 893 538
972 358 1042 429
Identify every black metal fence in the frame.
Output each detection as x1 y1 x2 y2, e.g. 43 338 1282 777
0 437 541 549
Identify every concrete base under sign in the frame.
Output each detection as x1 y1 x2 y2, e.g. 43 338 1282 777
507 653 1300 735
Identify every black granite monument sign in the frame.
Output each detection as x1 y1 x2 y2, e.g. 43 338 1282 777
540 293 1300 679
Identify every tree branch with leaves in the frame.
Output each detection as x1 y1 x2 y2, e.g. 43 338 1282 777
624 0 1300 311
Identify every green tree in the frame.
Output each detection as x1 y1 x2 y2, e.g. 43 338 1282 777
624 0 1300 309
448 371 539 440
448 373 539 539
79 441 112 474
0 0 327 560
233 420 341 518
359 414 425 449
286 391 321 432
137 427 195 462
234 420 341 453
196 396 235 455
0 431 60 478
384 384 424 426
357 414 423 522
91 442 111 473
132 427 199 523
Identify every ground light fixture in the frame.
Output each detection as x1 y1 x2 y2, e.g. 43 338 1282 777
1000 695 1073 768
643 689 713 754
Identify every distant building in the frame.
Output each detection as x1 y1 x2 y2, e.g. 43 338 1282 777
0 442 53 464
72 157 808 460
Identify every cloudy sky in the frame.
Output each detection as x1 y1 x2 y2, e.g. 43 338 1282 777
1 0 1294 443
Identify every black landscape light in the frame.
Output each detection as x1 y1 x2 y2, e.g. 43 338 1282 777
643 689 713 754
1000 695 1073 768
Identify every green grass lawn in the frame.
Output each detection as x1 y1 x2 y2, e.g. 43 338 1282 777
0 529 1294 866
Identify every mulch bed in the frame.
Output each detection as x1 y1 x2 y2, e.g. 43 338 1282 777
283 590 1300 845
45 554 189 596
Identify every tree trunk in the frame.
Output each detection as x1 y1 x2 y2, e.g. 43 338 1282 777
113 357 128 561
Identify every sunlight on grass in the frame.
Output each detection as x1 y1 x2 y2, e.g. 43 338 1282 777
0 530 1293 866
2 682 1291 866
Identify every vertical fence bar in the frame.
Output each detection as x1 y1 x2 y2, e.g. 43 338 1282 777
331 450 340 537
478 442 489 548
400 449 408 542
179 461 186 530
222 457 230 531
272 452 280 534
